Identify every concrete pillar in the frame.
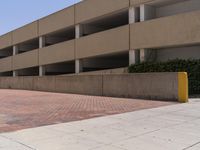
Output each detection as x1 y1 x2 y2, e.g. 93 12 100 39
140 49 148 63
139 5 156 62
75 59 83 74
140 4 156 22
13 45 18 55
75 24 83 39
13 71 18 77
75 25 83 73
129 7 140 65
140 49 157 63
129 50 140 65
39 36 45 48
13 45 19 77
39 36 45 76
39 66 45 76
129 7 140 24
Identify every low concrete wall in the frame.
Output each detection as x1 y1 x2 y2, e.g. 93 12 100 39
103 73 178 100
0 73 188 102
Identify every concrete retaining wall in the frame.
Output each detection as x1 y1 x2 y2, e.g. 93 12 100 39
0 73 188 102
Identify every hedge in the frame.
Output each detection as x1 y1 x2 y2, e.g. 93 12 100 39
128 59 200 95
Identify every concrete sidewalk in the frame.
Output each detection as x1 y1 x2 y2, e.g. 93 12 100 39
0 99 200 150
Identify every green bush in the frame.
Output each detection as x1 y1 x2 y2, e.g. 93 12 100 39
128 59 200 95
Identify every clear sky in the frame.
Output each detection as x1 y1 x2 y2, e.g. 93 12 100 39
0 0 81 35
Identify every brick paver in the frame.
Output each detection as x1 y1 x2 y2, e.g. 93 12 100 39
0 89 175 133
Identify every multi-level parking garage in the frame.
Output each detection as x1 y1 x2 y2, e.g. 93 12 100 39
0 0 200 77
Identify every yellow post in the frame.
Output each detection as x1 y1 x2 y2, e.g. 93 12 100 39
178 72 188 103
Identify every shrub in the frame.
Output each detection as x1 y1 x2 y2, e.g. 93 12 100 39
128 59 200 95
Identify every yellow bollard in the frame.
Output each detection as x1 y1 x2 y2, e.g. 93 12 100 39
178 72 188 103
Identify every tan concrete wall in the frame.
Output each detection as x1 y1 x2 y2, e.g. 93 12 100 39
39 6 75 36
0 73 179 101
55 75 103 96
0 77 32 89
13 49 39 70
75 0 129 23
103 73 178 100
0 57 12 72
130 10 200 49
0 33 12 49
76 25 129 59
0 77 13 89
33 76 56 92
9 77 24 89
23 77 34 90
39 40 75 65
12 21 38 45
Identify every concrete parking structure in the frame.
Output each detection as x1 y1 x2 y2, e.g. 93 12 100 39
0 0 200 76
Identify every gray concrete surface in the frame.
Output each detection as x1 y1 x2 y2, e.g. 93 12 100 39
0 98 199 150
0 73 179 101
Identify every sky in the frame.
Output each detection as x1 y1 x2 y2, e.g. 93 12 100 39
0 0 81 35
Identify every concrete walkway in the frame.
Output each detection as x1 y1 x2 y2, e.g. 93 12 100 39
0 99 200 150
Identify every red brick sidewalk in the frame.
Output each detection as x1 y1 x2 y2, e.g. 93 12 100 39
0 89 175 133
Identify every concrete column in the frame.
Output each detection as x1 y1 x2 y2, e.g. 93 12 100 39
139 5 156 62
13 71 18 77
13 45 19 55
75 24 83 39
140 49 148 63
140 4 156 22
75 25 83 73
39 36 45 76
129 50 140 65
140 49 157 62
39 36 45 48
13 45 19 77
129 7 140 65
129 7 140 24
75 59 83 74
39 66 45 76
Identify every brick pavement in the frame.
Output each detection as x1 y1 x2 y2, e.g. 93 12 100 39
0 89 175 133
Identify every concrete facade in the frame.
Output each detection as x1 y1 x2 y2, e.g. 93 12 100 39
0 0 200 76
